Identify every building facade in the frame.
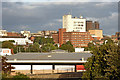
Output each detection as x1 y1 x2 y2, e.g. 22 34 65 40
0 36 33 45
0 30 7 36
21 31 31 38
31 30 58 38
63 15 86 32
62 32 92 48
7 32 24 37
111 32 120 41
0 30 33 45
88 29 103 40
52 28 93 48
52 33 59 43
86 21 99 31
38 30 58 36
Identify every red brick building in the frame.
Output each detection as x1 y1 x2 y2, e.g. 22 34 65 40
52 33 59 43
7 32 24 37
59 28 66 46
52 28 93 48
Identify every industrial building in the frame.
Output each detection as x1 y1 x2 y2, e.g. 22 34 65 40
6 52 92 74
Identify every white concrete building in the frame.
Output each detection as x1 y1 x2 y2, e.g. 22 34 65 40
0 37 33 45
21 31 31 38
75 48 84 52
0 30 7 36
63 15 86 32
0 48 12 56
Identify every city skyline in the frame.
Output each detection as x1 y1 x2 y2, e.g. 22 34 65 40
2 2 118 35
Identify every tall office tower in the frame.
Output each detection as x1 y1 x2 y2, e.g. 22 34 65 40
94 21 99 29
86 21 93 31
86 21 100 31
63 15 86 32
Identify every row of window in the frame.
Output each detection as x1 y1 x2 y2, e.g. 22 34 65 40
74 44 87 46
74 21 84 23
72 33 89 35
63 37 90 39
71 35 90 37
73 27 83 29
72 42 89 43
71 40 90 41
73 24 84 26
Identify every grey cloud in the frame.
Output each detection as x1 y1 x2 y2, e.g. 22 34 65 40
2 2 118 35
2 0 119 2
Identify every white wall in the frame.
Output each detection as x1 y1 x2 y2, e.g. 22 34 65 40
75 48 84 52
0 48 12 56
12 65 74 70
0 37 33 45
63 15 86 32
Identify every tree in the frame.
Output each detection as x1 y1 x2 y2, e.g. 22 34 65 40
2 41 17 54
2 72 29 79
2 41 14 49
29 42 40 52
84 42 95 51
42 43 56 52
0 41 2 48
13 72 29 79
82 39 120 80
34 37 55 45
60 41 75 52
2 56 15 75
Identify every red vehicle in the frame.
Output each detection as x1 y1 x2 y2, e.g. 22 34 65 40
76 65 86 71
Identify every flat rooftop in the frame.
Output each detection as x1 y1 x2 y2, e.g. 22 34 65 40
6 52 92 61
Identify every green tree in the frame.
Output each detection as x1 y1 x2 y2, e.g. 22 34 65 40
29 42 40 52
12 72 29 79
82 39 120 80
34 37 54 45
2 41 17 54
84 42 95 51
60 41 75 52
2 41 14 49
42 43 56 52
0 41 2 48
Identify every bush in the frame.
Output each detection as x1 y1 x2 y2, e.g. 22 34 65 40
12 72 29 79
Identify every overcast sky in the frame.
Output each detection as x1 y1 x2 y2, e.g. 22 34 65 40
2 1 119 35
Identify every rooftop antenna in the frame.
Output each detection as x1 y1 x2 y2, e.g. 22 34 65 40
68 12 70 15
68 9 72 15
80 14 83 18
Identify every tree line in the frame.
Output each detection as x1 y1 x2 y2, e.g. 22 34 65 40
0 37 75 53
82 39 120 80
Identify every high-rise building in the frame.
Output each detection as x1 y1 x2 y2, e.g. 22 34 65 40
94 21 99 29
86 21 93 31
63 15 86 32
86 21 100 31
